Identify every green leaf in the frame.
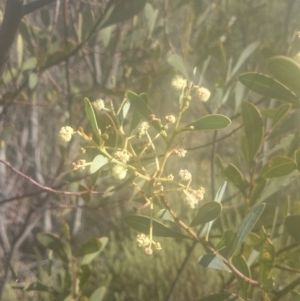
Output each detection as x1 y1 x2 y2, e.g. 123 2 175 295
99 0 146 29
272 103 291 129
239 73 300 105
25 282 50 292
260 157 296 178
259 229 275 283
285 215 300 244
229 41 259 80
122 100 130 119
157 209 174 222
84 98 101 142
36 232 69 263
78 238 105 256
127 92 162 133
124 215 189 238
232 255 250 297
79 265 91 290
241 101 264 167
144 3 158 37
223 164 247 195
167 54 189 80
231 204 265 255
17 34 23 69
90 286 106 301
214 181 227 203
28 73 38 90
268 56 300 96
250 180 266 206
190 202 222 227
184 114 231 131
196 293 243 301
90 155 108 174
80 237 108 265
198 254 231 272
215 230 235 251
295 149 300 171
22 57 37 71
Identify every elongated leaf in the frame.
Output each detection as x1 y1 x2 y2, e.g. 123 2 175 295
215 230 235 251
295 149 300 171
25 282 50 292
127 92 161 133
239 73 300 105
272 103 291 128
285 215 300 244
184 114 231 131
37 232 69 263
223 164 247 194
22 57 37 71
99 0 146 29
214 181 227 203
90 155 108 174
241 101 264 166
259 229 275 283
190 202 222 227
232 255 250 297
124 215 189 238
231 204 265 254
90 286 106 301
198 254 231 272
196 293 242 301
79 265 91 290
122 100 130 119
167 54 189 80
260 157 296 178
229 41 259 80
81 237 108 265
268 56 300 96
84 98 101 142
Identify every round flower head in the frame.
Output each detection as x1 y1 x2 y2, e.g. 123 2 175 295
182 187 205 208
112 164 127 180
174 148 187 158
165 115 176 124
114 150 130 163
93 99 105 111
171 75 187 90
194 86 211 102
179 169 192 181
137 122 150 138
136 234 151 247
59 126 75 142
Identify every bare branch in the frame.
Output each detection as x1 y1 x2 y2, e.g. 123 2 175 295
22 0 57 16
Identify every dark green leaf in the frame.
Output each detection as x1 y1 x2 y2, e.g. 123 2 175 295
90 286 106 301
184 114 231 131
223 164 247 195
231 204 265 255
79 265 91 290
215 230 235 251
127 92 162 134
80 237 108 265
241 101 264 167
272 103 291 129
198 254 231 272
196 293 242 301
167 54 189 80
250 180 266 206
157 209 174 222
268 56 300 96
25 282 50 292
232 255 250 297
84 98 101 142
295 149 300 171
260 157 296 178
99 0 146 29
190 202 222 227
37 232 70 263
90 155 108 174
285 215 300 244
78 238 104 256
239 73 300 105
214 181 227 202
22 57 37 71
124 215 189 238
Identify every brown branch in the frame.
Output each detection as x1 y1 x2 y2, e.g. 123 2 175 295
22 0 57 16
0 160 103 196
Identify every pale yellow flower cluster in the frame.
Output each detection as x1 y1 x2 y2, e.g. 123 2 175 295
174 148 187 158
93 99 105 111
193 86 211 102
182 187 205 209
179 169 192 181
59 126 75 142
171 75 187 90
136 234 162 255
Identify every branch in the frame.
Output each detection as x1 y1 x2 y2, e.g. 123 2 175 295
0 0 24 77
22 0 57 16
0 160 103 196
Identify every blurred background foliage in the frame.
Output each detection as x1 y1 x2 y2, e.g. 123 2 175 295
1 0 300 300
